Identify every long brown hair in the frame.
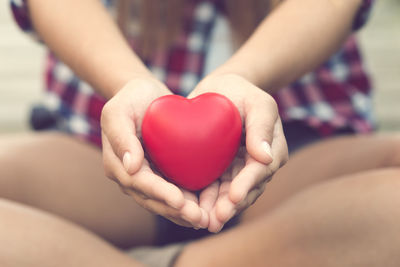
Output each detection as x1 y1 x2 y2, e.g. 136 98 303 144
117 0 280 58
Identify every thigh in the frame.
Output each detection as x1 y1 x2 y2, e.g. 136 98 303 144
242 134 400 221
0 132 156 248
177 168 400 267
0 198 144 267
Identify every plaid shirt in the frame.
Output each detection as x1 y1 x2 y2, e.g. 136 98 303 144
11 0 375 147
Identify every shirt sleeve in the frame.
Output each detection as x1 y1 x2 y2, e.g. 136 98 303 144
352 0 375 31
10 0 42 41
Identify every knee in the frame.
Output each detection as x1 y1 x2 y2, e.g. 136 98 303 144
283 169 400 242
0 132 70 196
381 135 400 168
366 169 400 219
329 169 400 225
319 169 400 251
274 171 400 265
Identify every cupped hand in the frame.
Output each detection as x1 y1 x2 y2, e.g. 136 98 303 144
188 73 289 232
101 77 208 228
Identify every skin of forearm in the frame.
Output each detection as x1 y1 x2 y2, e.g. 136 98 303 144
214 0 363 93
28 0 153 99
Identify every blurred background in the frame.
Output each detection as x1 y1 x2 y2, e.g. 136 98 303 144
0 0 399 133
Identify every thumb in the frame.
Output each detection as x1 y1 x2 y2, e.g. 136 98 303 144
101 103 144 175
244 97 278 165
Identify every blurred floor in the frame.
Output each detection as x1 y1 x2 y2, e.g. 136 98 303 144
0 1 399 132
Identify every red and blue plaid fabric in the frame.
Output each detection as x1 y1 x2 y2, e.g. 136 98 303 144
11 0 375 147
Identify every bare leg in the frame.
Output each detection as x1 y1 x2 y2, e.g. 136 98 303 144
0 198 143 267
2 132 400 266
0 132 156 248
177 168 400 267
243 134 400 220
1 133 399 247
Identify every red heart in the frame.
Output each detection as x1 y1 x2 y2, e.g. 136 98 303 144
141 93 242 191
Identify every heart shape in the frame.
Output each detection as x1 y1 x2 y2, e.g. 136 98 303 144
141 93 242 191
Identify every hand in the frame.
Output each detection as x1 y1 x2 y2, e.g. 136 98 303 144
188 73 288 232
101 77 208 228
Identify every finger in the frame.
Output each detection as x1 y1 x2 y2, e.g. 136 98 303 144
229 159 272 204
270 117 289 171
244 94 278 165
199 181 220 214
205 179 226 232
101 101 144 175
181 190 208 228
198 208 209 229
103 137 185 209
180 199 204 228
215 196 236 224
235 182 267 213
128 190 193 227
208 180 230 233
198 182 221 229
214 181 236 226
182 190 199 204
127 187 205 228
132 167 186 209
208 208 224 233
230 118 288 205
102 133 127 182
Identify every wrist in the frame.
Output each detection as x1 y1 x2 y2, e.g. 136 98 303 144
114 75 171 97
107 71 163 98
211 58 270 92
193 73 262 99
203 71 256 90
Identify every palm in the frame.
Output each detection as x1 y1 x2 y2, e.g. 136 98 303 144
197 141 272 232
142 150 207 227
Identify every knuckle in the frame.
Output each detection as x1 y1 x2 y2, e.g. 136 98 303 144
264 96 278 112
100 101 114 127
102 157 115 179
264 175 273 184
249 194 259 207
137 198 150 211
129 190 147 206
129 176 141 190
111 135 126 157
263 166 274 180
161 205 175 218
119 176 132 188
138 190 150 201
282 153 290 167
129 180 151 201
141 199 159 215
268 161 280 174
254 91 278 112
386 137 400 167
237 198 250 211
104 168 115 180
118 185 130 195
278 147 290 168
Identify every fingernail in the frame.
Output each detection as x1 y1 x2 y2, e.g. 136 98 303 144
123 152 131 173
262 141 273 158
